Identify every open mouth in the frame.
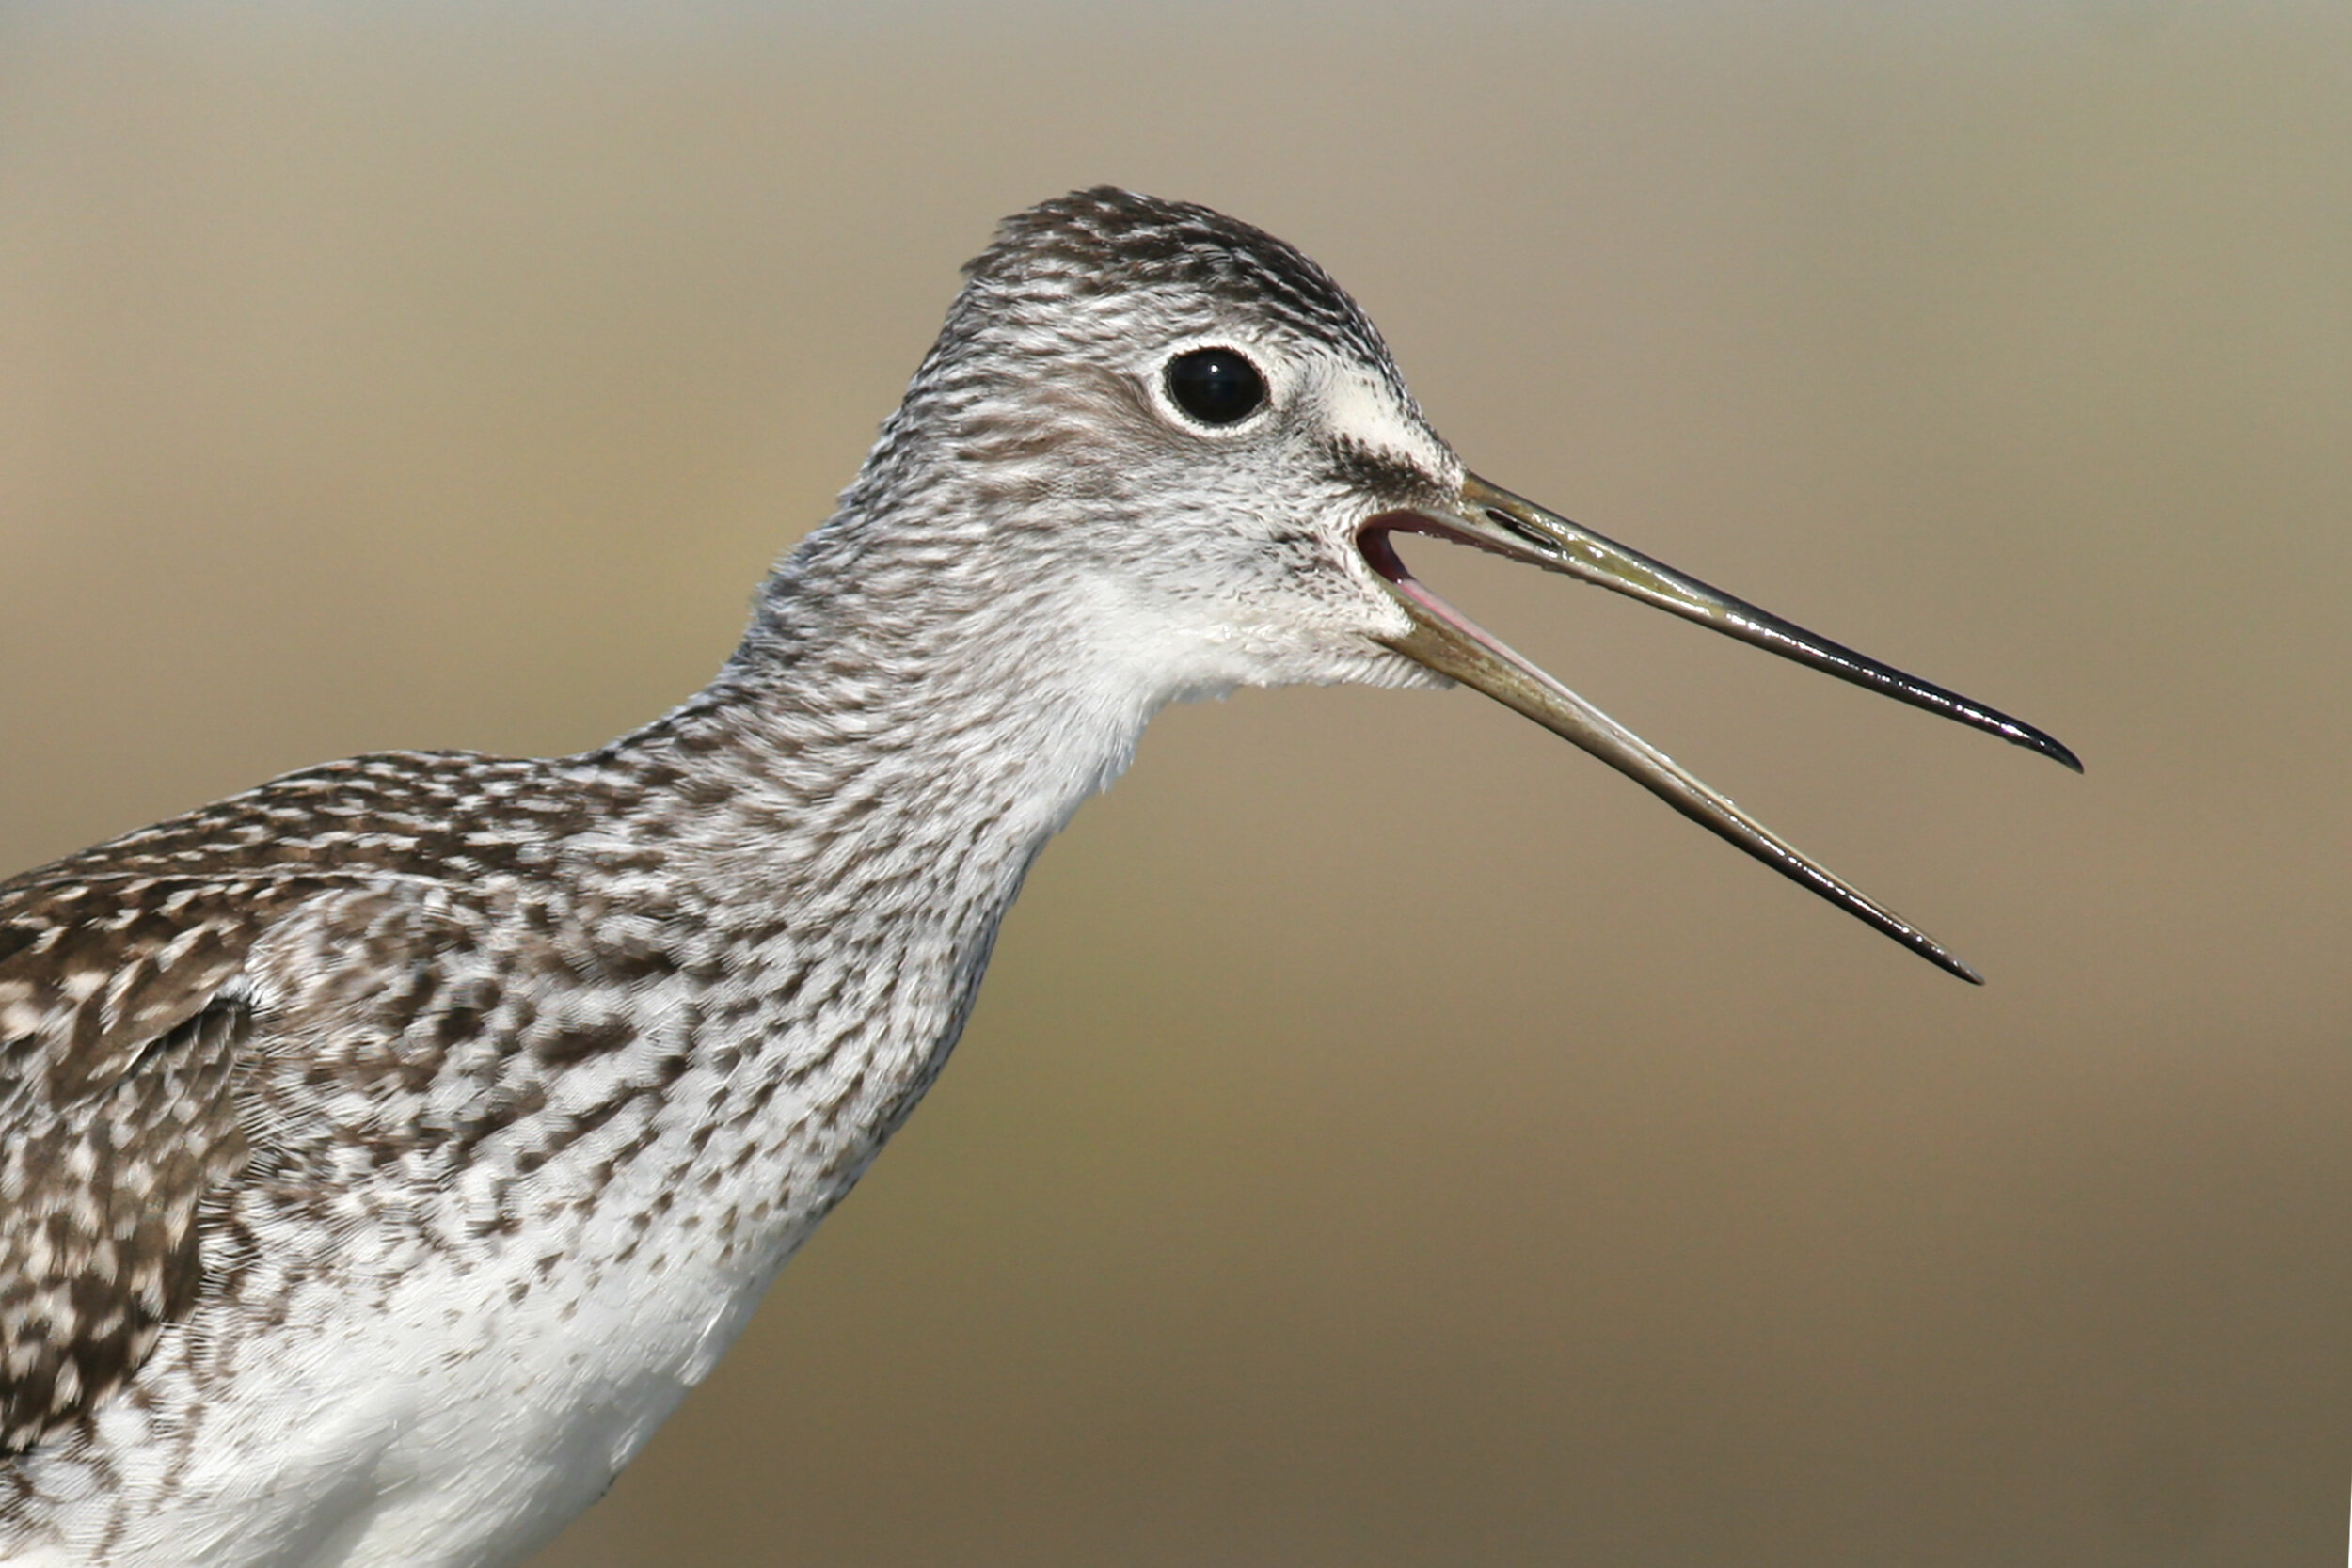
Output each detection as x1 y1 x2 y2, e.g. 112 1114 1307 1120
1354 475 2079 984
1358 515 1510 647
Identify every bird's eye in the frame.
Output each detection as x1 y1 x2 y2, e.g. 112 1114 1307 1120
1165 347 1267 426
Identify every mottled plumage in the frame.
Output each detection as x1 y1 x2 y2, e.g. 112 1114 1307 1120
0 188 2072 1567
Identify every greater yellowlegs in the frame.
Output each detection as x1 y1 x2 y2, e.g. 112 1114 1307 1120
0 188 2075 1566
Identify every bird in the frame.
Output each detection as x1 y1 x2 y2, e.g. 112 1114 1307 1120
0 187 2077 1567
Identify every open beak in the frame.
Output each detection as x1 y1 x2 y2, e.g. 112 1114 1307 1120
1360 472 2080 984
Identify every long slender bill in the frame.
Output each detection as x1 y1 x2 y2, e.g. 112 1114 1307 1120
1450 475 2081 770
1361 474 2078 983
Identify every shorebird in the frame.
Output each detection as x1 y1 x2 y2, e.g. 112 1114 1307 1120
0 188 2075 1566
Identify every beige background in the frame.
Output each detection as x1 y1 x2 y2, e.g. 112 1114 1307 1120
3 4 2347 1564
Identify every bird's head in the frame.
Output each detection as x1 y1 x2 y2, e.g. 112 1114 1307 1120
837 186 1463 702
791 187 2078 980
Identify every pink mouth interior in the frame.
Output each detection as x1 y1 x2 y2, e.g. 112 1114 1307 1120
1358 517 1513 649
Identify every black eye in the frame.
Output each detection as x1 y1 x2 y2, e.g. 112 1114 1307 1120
1165 347 1267 426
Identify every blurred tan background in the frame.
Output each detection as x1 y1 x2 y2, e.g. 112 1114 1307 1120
3 3 2348 1563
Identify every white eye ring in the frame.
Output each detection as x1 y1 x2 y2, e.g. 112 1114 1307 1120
1147 337 1280 435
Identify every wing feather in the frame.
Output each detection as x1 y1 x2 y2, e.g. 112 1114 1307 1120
0 881 290 1451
